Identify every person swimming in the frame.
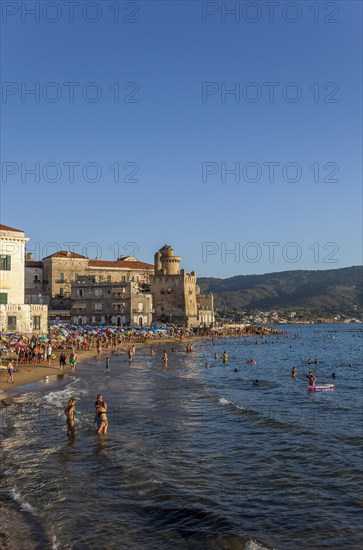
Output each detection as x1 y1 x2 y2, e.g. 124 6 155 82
291 367 296 378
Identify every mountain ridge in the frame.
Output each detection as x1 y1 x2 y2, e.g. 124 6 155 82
197 265 362 316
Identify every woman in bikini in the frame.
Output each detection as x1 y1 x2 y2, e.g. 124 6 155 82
96 403 108 435
65 397 76 437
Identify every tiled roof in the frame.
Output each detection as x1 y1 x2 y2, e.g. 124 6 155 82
89 259 154 270
42 251 88 260
0 224 24 233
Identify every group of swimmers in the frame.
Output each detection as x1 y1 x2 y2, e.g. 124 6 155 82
64 393 108 437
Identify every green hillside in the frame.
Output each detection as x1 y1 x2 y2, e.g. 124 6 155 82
198 266 362 317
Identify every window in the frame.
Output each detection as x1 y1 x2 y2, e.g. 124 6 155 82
33 316 41 330
93 303 102 311
34 275 39 282
59 288 64 297
107 275 111 282
122 276 126 282
7 316 17 330
0 255 11 271
59 273 64 283
77 289 84 297
74 273 78 282
138 303 143 312
0 293 8 304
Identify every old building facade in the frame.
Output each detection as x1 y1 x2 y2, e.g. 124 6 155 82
70 278 153 326
25 251 154 321
0 225 48 334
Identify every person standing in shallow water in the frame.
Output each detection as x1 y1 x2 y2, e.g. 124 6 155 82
65 397 76 437
94 394 108 430
95 401 108 435
162 351 168 367
291 367 297 378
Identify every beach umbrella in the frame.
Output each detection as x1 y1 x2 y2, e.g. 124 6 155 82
15 342 27 348
39 336 48 341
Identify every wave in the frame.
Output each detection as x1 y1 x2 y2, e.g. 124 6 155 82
11 486 36 515
218 397 248 412
44 378 88 408
245 539 277 550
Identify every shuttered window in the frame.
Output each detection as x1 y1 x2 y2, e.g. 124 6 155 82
0 255 11 271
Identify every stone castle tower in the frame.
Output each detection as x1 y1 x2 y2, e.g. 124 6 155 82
150 245 198 326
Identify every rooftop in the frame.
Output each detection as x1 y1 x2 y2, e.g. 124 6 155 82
0 224 24 233
89 259 154 270
43 251 88 260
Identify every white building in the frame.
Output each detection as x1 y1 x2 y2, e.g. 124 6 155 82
0 224 48 334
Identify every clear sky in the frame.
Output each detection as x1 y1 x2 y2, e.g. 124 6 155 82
1 0 362 278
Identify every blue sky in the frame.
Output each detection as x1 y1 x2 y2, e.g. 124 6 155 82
1 0 362 277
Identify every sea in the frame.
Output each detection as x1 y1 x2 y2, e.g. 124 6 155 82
0 324 362 550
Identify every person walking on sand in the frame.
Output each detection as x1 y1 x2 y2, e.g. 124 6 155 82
46 343 52 366
7 360 14 383
65 397 76 437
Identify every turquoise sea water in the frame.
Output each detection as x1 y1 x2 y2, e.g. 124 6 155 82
1 324 362 549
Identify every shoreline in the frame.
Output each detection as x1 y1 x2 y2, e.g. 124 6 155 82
0 336 195 396
0 327 285 397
